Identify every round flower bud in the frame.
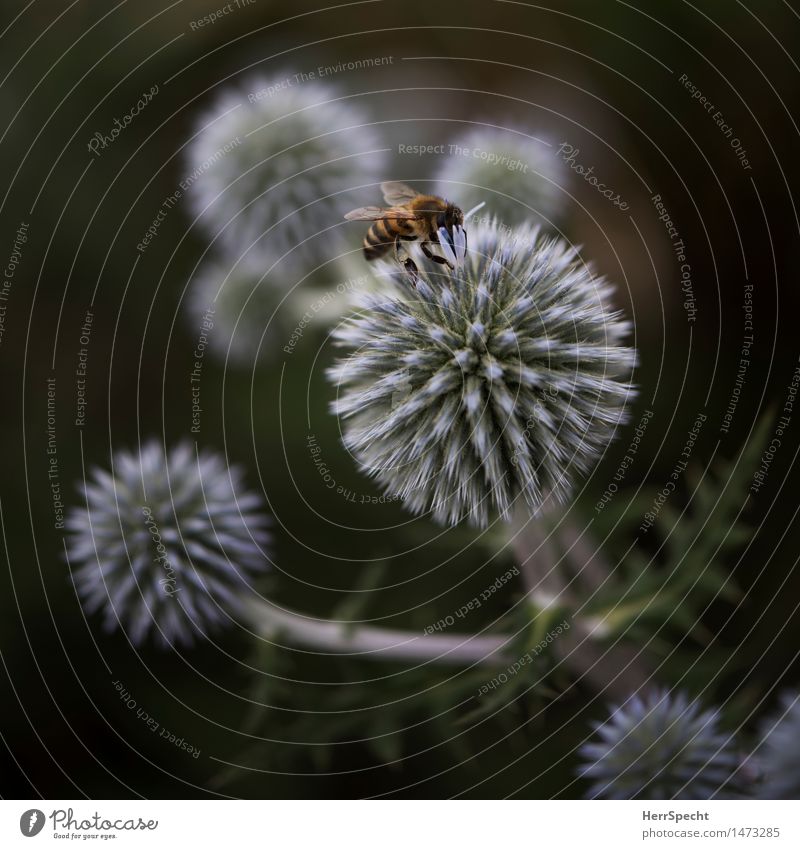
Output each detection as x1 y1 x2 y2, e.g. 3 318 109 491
185 258 288 365
186 73 386 275
328 219 636 527
65 440 270 646
185 256 375 365
579 689 743 799
753 691 800 799
436 127 567 229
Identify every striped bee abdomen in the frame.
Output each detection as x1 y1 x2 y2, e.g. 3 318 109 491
363 218 401 260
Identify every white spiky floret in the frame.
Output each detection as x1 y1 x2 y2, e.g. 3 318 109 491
65 440 270 647
753 691 800 799
579 689 744 800
436 126 567 229
328 218 636 528
186 74 386 275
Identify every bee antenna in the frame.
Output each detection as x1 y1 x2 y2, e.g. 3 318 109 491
463 201 486 221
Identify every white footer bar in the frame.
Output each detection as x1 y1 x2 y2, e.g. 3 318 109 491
2 800 798 847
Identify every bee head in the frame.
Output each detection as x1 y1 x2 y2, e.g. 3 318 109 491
437 203 464 231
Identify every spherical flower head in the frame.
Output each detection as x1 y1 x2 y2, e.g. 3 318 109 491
436 127 567 229
579 690 743 799
186 257 288 365
65 440 270 647
186 257 375 366
753 691 800 799
186 74 386 276
328 219 636 528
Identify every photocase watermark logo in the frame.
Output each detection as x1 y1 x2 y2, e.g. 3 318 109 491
16 808 160 836
141 506 180 597
19 809 45 837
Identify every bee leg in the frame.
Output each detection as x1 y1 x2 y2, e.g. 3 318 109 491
403 257 420 284
395 235 419 285
421 241 454 270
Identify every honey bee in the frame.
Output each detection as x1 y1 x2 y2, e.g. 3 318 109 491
345 182 468 283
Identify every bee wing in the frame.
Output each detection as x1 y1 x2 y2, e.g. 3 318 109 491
380 181 420 205
344 206 392 221
344 206 415 221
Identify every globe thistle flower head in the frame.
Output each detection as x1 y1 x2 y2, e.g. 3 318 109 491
186 73 386 275
186 257 374 365
328 219 636 528
753 690 800 799
66 441 270 647
579 689 743 800
436 127 567 229
186 258 286 365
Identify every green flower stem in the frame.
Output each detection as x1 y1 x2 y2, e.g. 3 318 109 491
244 598 512 665
511 508 651 700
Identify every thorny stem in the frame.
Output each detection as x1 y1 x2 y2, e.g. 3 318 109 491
243 597 512 665
244 513 652 697
512 506 652 701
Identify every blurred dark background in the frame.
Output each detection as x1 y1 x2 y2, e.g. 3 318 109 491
1 0 799 798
